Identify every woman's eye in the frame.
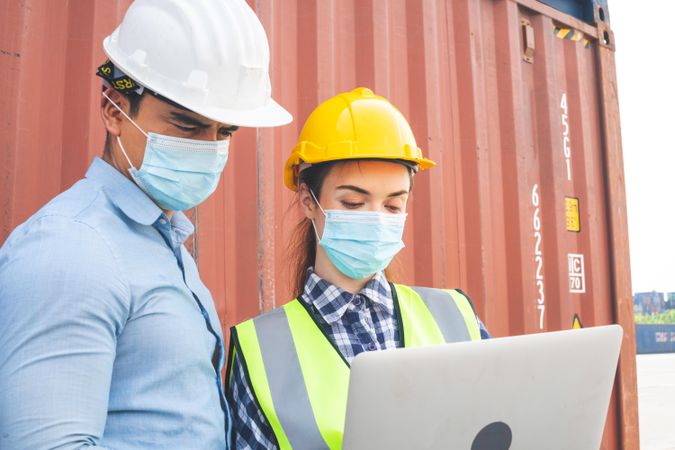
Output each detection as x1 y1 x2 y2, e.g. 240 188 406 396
341 201 363 209
386 205 402 213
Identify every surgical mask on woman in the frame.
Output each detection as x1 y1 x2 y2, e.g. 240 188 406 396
310 190 406 279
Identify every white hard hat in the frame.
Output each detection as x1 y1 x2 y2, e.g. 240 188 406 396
103 0 292 128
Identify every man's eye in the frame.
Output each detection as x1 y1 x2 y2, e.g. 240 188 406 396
218 128 234 138
174 124 198 132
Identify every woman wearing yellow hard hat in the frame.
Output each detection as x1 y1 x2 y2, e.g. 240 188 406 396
226 88 489 449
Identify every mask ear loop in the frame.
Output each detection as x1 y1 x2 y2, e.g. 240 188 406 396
308 189 326 241
102 90 149 171
115 136 135 170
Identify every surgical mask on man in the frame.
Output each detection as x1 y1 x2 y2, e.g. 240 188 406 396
103 91 229 211
310 190 406 279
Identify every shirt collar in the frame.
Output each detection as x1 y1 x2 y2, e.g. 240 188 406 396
169 211 195 245
302 269 394 324
85 158 194 239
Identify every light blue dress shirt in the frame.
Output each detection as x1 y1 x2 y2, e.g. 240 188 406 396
0 158 229 449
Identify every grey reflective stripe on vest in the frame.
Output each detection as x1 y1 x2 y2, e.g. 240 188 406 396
253 308 329 450
410 287 471 342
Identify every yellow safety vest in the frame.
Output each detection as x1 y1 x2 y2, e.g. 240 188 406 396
227 284 481 450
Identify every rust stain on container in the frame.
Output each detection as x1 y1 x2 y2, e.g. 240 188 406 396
0 0 638 447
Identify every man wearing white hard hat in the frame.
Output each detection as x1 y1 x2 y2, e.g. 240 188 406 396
0 1 291 449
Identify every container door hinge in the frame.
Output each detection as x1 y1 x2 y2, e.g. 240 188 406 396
594 5 615 51
521 18 535 63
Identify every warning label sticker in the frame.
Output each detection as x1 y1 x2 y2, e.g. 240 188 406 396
568 253 586 293
572 314 583 329
565 197 580 232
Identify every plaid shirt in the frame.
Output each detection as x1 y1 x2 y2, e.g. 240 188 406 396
227 270 490 449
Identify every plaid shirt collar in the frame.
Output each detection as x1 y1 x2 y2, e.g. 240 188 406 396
301 269 394 324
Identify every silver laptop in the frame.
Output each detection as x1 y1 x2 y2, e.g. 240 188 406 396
342 325 623 450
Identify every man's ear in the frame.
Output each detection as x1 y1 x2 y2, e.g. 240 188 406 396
298 183 318 220
100 88 127 137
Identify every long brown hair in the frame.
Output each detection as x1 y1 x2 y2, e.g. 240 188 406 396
286 160 413 299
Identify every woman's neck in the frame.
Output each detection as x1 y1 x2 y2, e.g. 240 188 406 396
313 246 373 294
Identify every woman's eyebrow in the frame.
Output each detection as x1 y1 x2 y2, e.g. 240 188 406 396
387 190 409 198
336 185 370 195
335 185 409 197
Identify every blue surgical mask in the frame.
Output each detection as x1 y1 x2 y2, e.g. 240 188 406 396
310 191 407 279
104 92 229 211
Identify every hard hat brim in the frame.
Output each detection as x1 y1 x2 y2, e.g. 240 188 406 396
193 98 293 128
284 152 436 191
103 39 293 128
297 153 436 169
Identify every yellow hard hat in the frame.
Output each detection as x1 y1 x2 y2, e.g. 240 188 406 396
284 87 435 191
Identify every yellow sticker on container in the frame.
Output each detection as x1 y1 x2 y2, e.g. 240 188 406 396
572 314 583 329
565 197 580 232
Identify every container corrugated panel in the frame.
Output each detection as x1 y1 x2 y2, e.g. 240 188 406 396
0 0 638 447
635 324 675 354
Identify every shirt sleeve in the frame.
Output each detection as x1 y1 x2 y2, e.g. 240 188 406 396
0 215 130 450
227 348 279 450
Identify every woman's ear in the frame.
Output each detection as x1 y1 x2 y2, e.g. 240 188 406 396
298 183 317 220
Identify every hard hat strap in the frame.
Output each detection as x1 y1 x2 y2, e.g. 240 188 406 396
96 59 143 95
